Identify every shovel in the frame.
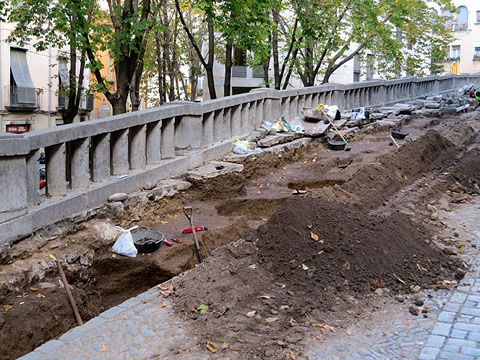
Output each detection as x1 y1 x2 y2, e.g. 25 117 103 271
320 108 351 151
183 206 203 263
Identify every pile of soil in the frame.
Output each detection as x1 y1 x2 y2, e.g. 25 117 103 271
450 148 480 193
173 197 462 358
172 130 469 358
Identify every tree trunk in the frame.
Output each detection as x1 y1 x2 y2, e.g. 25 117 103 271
272 7 280 89
206 23 217 99
224 43 233 97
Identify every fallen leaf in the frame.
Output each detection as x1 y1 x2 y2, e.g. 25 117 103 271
417 263 427 272
289 351 297 360
425 305 432 310
266 317 279 323
35 293 45 299
158 281 175 297
112 254 117 258
289 259 296 264
370 188 377 191
30 287 39 292
346 328 353 335
48 254 57 261
175 349 191 354
258 295 271 299
302 264 309 271
373 280 386 287
460 246 465 254
318 250 324 256
206 341 218 353
310 232 319 241
248 264 257 269
3 305 12 312
101 345 109 352
393 274 406 285
247 311 256 318
410 285 421 292
197 304 208 314
289 317 297 326
277 340 286 346
160 302 167 308
315 337 327 341
260 217 268 222
221 343 230 350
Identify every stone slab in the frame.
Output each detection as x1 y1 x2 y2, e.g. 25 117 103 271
257 133 300 147
185 161 244 182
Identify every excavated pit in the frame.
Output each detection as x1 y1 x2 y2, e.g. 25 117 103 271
1 111 480 359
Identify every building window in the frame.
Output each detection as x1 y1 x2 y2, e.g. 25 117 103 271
232 46 247 78
10 48 36 105
451 45 461 59
456 6 468 31
442 9 454 31
474 47 480 61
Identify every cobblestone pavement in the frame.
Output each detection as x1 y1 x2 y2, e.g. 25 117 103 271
19 199 480 360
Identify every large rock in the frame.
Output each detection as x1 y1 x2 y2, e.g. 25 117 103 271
108 192 128 202
425 102 441 109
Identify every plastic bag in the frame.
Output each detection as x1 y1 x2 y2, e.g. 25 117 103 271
113 225 139 257
351 107 369 120
233 140 250 155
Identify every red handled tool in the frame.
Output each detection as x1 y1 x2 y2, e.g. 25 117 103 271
182 226 208 234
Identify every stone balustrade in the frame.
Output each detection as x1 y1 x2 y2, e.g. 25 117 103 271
1 74 479 246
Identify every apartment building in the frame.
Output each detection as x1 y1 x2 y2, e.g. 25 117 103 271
441 2 480 75
0 23 93 133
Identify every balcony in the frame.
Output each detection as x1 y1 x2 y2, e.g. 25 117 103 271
58 93 94 113
232 66 247 78
6 85 38 112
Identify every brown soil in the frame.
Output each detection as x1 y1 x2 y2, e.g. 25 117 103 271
1 111 479 359
172 125 476 359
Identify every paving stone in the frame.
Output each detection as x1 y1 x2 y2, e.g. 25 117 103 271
454 322 480 332
99 306 126 320
17 352 43 360
446 338 478 348
462 346 480 357
425 335 446 347
439 352 474 360
437 311 457 323
460 306 480 317
450 329 468 339
84 317 106 329
418 347 440 360
432 322 452 336
466 331 480 342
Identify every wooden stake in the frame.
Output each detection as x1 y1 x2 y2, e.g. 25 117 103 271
56 259 83 326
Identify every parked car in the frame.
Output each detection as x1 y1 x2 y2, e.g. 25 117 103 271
39 167 46 189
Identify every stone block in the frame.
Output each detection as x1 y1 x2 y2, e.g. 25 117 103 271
0 155 28 223
185 161 243 182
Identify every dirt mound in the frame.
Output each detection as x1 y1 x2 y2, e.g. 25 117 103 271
451 148 480 192
326 130 457 208
173 198 461 358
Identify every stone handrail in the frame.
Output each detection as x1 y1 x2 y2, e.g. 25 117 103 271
1 74 479 245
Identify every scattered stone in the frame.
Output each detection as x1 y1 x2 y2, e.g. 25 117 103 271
264 349 275 357
425 102 440 109
108 193 128 202
443 246 457 255
185 161 244 182
143 181 157 191
408 306 419 316
396 295 405 303
106 201 124 213
431 212 439 221
414 298 424 307
455 269 465 280
374 288 384 296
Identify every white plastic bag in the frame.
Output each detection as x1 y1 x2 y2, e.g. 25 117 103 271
113 225 139 257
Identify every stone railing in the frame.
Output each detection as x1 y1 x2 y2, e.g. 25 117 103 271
1 74 479 245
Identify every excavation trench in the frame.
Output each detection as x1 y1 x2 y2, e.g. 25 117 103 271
1 111 479 359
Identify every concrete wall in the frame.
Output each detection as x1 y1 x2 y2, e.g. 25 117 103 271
0 74 479 246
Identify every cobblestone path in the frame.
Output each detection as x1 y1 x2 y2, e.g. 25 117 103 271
19 199 480 360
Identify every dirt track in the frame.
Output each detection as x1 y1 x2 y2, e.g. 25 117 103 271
1 111 480 359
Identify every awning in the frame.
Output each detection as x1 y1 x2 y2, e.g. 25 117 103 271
10 49 36 104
